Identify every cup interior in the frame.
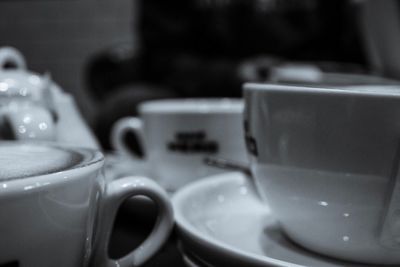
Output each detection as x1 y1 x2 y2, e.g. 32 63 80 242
245 83 400 97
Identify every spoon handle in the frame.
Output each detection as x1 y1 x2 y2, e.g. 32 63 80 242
203 157 251 176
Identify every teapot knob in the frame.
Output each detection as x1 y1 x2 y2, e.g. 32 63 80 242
0 47 27 71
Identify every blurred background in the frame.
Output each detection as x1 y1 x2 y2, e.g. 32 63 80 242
1 0 399 150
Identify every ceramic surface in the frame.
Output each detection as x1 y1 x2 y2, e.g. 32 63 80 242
0 47 99 148
112 98 248 192
0 142 173 267
0 48 56 141
244 83 400 264
173 172 374 267
0 102 55 140
52 88 99 149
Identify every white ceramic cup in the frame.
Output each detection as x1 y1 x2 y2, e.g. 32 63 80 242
244 83 400 264
0 47 55 141
0 142 173 267
111 98 248 192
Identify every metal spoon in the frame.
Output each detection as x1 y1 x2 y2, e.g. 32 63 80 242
203 157 251 176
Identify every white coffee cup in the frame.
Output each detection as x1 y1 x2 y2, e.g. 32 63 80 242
111 98 248 192
244 83 400 264
0 142 173 267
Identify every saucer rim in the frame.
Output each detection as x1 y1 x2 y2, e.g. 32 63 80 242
172 172 306 267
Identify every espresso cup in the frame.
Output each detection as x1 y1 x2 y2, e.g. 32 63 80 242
0 142 173 267
244 83 400 264
111 98 248 192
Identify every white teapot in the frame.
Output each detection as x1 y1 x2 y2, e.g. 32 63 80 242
0 47 55 140
0 47 99 148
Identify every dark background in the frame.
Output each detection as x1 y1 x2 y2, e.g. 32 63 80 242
0 0 387 149
87 0 371 149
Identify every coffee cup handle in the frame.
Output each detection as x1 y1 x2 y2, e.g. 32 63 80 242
0 47 27 70
92 176 174 267
111 117 145 159
4 105 55 141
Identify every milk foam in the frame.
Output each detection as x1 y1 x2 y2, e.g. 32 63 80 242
0 144 82 181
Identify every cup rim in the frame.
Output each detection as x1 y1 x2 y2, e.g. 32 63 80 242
0 142 104 196
138 98 243 114
244 83 400 98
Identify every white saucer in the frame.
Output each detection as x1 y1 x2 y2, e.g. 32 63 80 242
172 172 370 267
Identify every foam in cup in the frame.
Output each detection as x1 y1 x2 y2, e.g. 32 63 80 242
0 144 83 181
